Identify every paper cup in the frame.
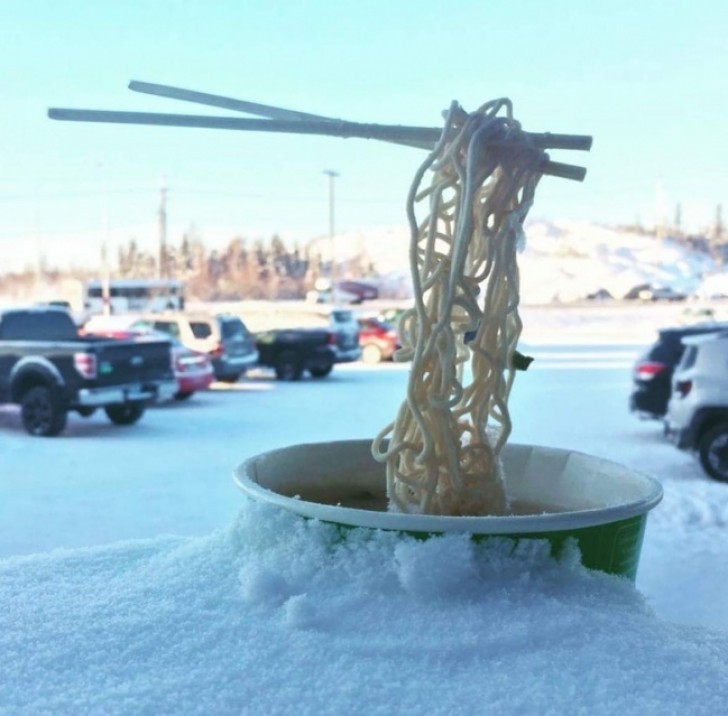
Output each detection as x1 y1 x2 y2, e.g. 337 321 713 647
234 440 663 580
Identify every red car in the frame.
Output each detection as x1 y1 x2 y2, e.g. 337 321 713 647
166 339 215 400
357 317 400 364
80 317 214 400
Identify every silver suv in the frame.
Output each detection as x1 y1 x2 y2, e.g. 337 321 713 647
665 331 728 482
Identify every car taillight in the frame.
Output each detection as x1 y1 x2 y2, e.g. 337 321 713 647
676 380 693 397
635 361 667 380
327 332 337 346
173 350 186 373
73 352 97 379
175 351 204 372
209 342 224 358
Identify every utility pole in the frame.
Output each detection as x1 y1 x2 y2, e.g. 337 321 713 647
714 204 724 242
654 179 666 240
158 178 168 281
99 162 111 315
323 169 339 303
674 203 682 238
101 228 110 315
32 183 44 301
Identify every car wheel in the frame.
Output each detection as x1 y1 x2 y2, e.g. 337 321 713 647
275 351 303 381
104 403 146 426
76 406 97 418
174 391 194 401
309 362 333 378
698 423 728 482
361 343 383 364
21 385 67 437
217 373 241 384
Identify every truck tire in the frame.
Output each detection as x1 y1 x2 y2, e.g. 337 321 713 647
698 423 728 482
217 373 242 384
309 361 333 378
21 385 67 437
104 403 146 426
275 351 303 381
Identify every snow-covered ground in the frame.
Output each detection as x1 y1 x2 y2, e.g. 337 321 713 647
2 305 728 714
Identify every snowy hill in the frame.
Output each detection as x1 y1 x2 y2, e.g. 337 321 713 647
520 221 717 303
317 221 721 304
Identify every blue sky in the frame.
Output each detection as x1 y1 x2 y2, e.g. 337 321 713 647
2 0 726 270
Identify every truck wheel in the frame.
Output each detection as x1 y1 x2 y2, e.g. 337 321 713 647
217 373 242 384
21 385 67 437
275 351 303 381
698 423 728 482
104 403 146 426
76 406 97 418
309 362 333 378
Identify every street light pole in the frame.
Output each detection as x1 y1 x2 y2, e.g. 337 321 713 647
158 177 168 281
323 169 339 303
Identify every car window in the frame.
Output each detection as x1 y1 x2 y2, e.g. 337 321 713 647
647 344 677 364
331 310 354 324
190 321 213 339
678 345 698 371
649 334 684 364
219 317 246 339
131 319 155 332
0 311 78 341
152 320 181 339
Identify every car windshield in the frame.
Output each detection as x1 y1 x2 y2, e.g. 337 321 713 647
190 321 213 339
331 310 354 324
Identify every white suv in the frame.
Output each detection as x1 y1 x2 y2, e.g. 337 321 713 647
665 331 728 482
134 312 259 382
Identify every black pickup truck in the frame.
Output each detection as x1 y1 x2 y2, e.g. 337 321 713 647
0 307 177 436
254 328 339 380
238 305 362 381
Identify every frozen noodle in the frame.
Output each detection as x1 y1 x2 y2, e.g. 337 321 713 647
372 99 546 516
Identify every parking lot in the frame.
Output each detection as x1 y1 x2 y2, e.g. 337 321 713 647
0 345 700 553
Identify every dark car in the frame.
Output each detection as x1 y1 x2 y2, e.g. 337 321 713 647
629 322 728 419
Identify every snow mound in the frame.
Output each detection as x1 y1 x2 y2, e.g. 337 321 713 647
2 501 728 715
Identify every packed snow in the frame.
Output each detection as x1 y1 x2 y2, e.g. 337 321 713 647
2 305 728 714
